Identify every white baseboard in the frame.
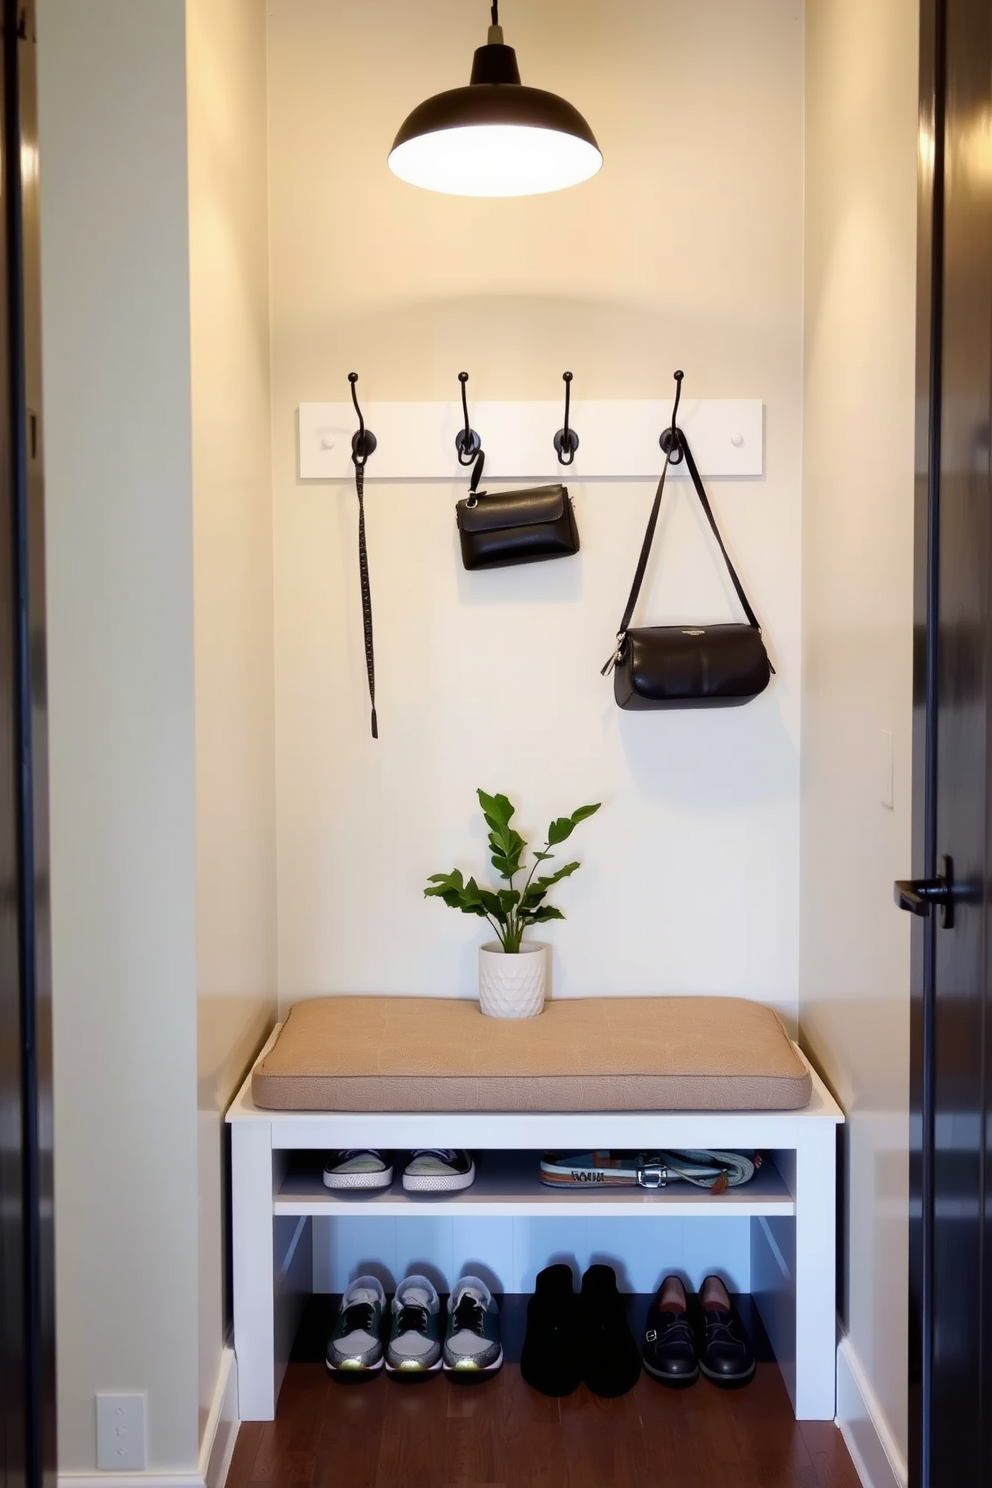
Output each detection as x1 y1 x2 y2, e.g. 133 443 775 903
836 1334 907 1488
59 1349 240 1488
200 1347 239 1488
59 1477 204 1488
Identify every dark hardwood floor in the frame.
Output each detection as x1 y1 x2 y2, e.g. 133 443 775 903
226 1297 863 1488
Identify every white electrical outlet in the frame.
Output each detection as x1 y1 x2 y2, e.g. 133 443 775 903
96 1394 146 1472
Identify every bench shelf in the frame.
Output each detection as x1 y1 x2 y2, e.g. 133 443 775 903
275 1150 796 1218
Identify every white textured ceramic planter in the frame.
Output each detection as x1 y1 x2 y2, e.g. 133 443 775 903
478 941 548 1019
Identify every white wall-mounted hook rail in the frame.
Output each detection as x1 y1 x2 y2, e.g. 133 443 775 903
298 398 764 481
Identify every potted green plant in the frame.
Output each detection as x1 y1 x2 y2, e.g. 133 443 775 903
425 789 601 1018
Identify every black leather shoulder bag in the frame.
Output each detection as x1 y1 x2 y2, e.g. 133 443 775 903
455 450 580 570
602 429 773 709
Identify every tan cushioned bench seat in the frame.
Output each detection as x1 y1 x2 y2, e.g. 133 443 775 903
251 996 811 1112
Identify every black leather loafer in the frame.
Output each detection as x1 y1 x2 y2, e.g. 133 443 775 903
698 1275 755 1388
641 1276 698 1387
520 1264 583 1397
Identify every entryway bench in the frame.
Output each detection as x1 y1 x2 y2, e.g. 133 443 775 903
227 995 842 1422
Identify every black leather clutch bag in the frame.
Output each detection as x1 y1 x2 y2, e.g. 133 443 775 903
603 429 773 710
455 483 580 570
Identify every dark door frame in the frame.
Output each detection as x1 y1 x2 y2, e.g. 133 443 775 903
908 4 942 1487
0 3 55 1486
908 1 992 1485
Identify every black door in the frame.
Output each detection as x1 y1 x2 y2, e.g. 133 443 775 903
902 1 992 1485
0 4 54 1488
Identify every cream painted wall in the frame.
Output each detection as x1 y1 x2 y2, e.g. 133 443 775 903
187 0 276 1455
38 0 200 1473
268 0 805 1017
801 0 918 1476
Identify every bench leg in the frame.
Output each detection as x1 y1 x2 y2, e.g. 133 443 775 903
231 1121 277 1421
793 1123 838 1419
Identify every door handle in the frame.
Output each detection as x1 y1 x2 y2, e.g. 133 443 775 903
894 854 954 928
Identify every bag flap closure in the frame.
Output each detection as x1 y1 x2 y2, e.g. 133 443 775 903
457 484 567 534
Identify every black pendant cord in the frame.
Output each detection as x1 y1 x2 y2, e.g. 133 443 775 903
490 2 499 25
353 458 378 739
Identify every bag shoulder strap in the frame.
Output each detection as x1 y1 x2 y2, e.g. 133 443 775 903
677 433 760 629
602 428 761 675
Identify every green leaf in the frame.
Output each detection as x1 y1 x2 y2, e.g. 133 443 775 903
498 889 520 913
424 870 465 898
477 889 505 921
488 830 511 859
547 817 576 846
478 789 514 826
520 905 566 924
424 868 489 916
532 851 553 862
490 826 525 880
449 893 488 915
569 803 601 824
462 876 485 905
521 862 580 906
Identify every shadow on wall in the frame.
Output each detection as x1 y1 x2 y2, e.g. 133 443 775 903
285 292 796 408
619 700 797 811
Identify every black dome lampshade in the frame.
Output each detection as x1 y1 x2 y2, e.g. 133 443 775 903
387 2 603 197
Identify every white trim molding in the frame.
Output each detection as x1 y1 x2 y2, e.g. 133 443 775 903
59 1349 240 1488
59 1477 204 1488
200 1348 239 1488
836 1334 908 1488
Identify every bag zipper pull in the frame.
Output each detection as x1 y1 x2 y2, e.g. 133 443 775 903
601 633 626 676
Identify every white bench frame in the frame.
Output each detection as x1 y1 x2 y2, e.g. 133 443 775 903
227 1030 843 1422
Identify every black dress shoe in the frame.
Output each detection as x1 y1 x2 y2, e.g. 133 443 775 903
698 1275 755 1388
642 1276 698 1388
521 1264 582 1397
580 1264 642 1398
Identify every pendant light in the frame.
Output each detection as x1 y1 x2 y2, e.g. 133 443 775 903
388 2 603 198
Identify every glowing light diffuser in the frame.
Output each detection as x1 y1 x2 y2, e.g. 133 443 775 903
388 10 602 198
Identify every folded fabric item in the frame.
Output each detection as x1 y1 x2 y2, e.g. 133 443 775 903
539 1150 758 1193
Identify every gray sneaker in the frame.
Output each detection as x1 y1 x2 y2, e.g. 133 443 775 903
443 1276 502 1376
326 1275 385 1374
322 1149 393 1190
402 1150 475 1193
385 1275 443 1375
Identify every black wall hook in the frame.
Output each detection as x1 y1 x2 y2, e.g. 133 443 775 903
349 373 377 464
554 371 579 466
455 371 483 464
659 369 685 464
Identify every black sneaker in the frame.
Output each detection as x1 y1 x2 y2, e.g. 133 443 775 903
401 1150 475 1193
521 1263 582 1397
641 1275 698 1388
443 1276 502 1377
698 1275 755 1388
580 1264 642 1398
